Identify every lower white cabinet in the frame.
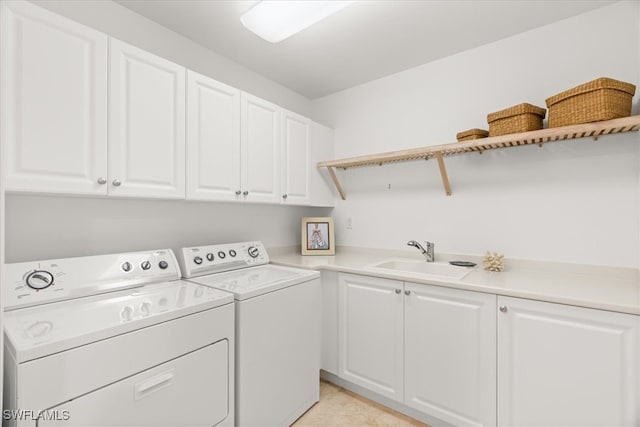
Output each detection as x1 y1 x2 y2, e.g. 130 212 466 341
338 274 404 401
405 282 496 427
337 273 496 425
497 296 640 427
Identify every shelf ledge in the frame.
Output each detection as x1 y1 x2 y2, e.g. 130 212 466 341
318 115 640 198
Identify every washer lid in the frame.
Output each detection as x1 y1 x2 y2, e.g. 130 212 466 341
3 280 233 363
186 265 319 300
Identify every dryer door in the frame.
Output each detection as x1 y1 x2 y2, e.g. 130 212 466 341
39 339 229 426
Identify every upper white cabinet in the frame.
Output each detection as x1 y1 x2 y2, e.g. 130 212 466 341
1 2 331 205
240 92 281 203
498 296 639 427
310 122 336 207
405 282 496 427
186 70 241 201
338 273 404 401
281 110 311 205
109 39 186 199
1 0 108 195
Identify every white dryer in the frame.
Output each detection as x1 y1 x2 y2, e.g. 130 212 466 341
178 241 321 427
3 249 235 427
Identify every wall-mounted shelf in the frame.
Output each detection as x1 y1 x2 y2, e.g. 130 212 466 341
317 115 640 199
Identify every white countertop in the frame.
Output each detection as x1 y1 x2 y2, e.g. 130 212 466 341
268 246 640 316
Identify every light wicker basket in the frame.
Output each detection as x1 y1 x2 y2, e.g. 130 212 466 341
456 128 488 142
545 77 636 128
487 103 546 137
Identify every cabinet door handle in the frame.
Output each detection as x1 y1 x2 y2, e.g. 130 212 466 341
97 177 107 185
404 290 411 296
235 190 241 195
112 179 122 187
282 194 288 199
243 191 249 196
395 289 401 294
499 306 508 313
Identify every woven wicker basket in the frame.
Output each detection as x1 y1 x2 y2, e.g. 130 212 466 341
487 103 546 137
456 128 488 142
545 77 636 128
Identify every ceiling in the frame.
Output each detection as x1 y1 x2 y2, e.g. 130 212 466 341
115 0 616 99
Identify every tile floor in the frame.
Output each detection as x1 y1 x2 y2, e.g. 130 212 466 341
293 381 429 426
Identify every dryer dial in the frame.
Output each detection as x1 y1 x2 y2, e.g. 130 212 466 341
25 270 54 290
248 246 260 258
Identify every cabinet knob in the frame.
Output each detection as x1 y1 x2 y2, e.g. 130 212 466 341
499 306 508 313
404 290 411 296
235 190 242 196
112 179 122 187
282 194 288 199
395 289 401 294
243 191 249 196
97 177 107 185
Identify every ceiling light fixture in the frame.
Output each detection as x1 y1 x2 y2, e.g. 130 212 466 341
241 1 353 43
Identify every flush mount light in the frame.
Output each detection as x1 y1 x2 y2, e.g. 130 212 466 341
241 1 353 43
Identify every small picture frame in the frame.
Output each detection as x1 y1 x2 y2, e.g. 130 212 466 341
301 217 335 256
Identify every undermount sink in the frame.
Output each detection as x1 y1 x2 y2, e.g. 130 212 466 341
368 258 475 280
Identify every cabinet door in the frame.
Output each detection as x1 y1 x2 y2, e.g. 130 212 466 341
109 39 185 199
498 296 639 427
281 110 311 205
240 92 280 203
310 122 335 207
338 273 404 401
186 71 241 201
1 1 108 195
405 283 496 427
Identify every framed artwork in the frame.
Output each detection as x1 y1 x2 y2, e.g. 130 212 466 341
301 217 335 255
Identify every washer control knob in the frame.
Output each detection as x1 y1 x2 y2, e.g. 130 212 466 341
25 270 54 290
141 261 151 270
158 260 169 270
121 262 133 272
248 246 260 258
218 251 226 259
194 256 203 265
206 253 214 262
229 249 237 257
139 301 151 317
120 305 134 322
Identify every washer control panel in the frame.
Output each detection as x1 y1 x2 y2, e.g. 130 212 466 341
5 249 180 311
178 241 269 278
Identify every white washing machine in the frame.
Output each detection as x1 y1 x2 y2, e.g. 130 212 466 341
178 241 321 427
3 249 235 427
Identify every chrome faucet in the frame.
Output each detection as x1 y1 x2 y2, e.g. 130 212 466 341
407 240 434 262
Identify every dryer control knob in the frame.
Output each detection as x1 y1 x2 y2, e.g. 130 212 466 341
158 260 169 270
141 261 151 270
25 270 54 290
218 251 226 259
248 246 260 258
121 262 133 272
206 253 214 262
229 250 237 257
194 256 203 265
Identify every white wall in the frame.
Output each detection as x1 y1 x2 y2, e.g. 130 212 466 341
5 195 331 262
312 1 640 267
3 0 325 263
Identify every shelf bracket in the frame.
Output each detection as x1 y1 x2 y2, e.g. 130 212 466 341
435 151 452 196
326 166 347 200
